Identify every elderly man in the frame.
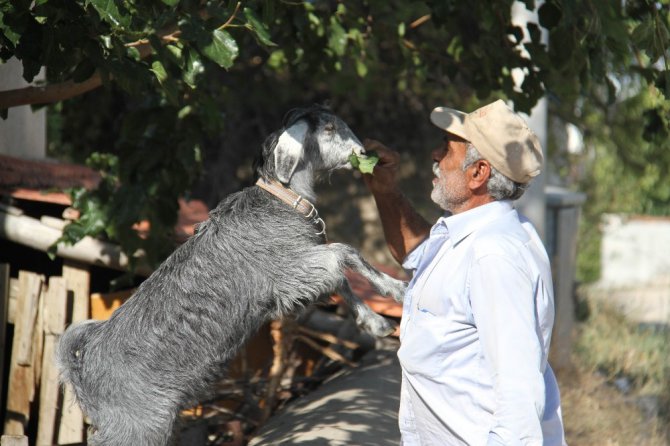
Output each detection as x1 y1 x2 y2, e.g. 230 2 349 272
364 100 566 445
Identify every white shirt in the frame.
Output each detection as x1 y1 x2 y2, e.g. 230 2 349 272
397 200 566 446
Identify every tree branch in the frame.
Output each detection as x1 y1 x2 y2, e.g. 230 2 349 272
409 14 431 29
0 27 179 110
217 2 242 31
0 73 104 109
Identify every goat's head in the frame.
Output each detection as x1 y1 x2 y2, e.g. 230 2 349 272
256 105 364 184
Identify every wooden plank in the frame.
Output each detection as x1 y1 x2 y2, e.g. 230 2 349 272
0 203 23 216
57 261 90 445
39 215 67 231
31 284 46 398
45 278 68 335
0 435 28 446
63 261 90 322
58 388 84 444
13 272 42 366
3 271 44 436
36 277 68 446
7 278 17 324
0 264 9 421
0 210 152 276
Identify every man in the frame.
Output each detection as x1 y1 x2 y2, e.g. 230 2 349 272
364 100 566 445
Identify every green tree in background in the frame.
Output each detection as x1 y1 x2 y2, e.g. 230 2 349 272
556 79 670 282
1 0 668 277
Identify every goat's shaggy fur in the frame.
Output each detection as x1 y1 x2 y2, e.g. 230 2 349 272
56 106 406 445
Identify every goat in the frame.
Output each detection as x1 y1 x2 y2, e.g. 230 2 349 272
56 105 407 446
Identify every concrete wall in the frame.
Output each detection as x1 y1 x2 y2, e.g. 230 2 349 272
597 214 670 324
0 57 46 159
600 214 670 287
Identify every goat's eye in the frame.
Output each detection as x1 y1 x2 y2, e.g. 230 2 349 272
324 123 336 132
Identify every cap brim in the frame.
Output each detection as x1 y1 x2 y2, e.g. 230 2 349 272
430 107 468 140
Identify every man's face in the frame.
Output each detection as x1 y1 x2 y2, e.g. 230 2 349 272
430 134 470 212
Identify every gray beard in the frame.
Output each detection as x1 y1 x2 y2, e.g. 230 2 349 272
430 179 468 213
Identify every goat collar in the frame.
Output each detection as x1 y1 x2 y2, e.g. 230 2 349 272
256 177 327 238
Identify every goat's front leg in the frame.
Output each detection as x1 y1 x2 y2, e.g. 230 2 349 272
329 243 407 303
301 243 405 337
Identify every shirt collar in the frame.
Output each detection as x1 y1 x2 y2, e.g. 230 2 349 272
434 200 514 246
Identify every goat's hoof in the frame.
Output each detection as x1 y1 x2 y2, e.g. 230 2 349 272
359 315 395 337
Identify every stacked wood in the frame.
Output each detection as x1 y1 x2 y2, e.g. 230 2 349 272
1 262 394 445
4 271 44 436
1 264 90 445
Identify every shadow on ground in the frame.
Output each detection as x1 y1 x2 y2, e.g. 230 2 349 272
249 348 401 446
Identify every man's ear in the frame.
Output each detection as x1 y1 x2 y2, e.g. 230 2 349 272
468 160 491 190
274 120 309 183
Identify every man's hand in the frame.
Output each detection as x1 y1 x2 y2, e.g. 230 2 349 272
360 139 431 263
363 139 401 196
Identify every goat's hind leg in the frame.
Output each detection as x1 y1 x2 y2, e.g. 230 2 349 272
87 407 175 446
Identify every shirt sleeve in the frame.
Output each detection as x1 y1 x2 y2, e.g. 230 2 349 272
401 237 428 272
469 254 546 446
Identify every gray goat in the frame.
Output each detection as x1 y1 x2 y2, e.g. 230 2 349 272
56 106 406 446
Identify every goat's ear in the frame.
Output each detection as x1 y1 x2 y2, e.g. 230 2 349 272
274 120 308 183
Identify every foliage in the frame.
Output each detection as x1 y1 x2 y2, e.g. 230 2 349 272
541 0 670 282
564 294 670 444
575 297 670 398
567 84 670 282
1 0 669 272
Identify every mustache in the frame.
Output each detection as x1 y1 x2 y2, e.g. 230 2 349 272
433 162 440 178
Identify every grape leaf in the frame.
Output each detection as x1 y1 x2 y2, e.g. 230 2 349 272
349 151 379 174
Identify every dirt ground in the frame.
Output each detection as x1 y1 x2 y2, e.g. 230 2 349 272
558 364 668 446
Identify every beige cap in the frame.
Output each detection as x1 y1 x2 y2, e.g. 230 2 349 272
430 99 543 184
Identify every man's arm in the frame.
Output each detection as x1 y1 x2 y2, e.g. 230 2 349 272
363 139 431 264
470 254 546 445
